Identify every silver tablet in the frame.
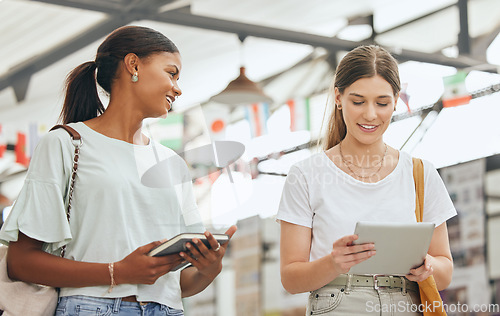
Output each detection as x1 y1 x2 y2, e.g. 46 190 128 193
350 221 435 275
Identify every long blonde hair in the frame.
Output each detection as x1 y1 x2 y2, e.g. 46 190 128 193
322 45 401 150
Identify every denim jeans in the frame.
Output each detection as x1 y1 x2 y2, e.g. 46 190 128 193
55 295 184 316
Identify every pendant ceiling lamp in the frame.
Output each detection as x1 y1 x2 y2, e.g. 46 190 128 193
210 36 273 106
210 67 273 105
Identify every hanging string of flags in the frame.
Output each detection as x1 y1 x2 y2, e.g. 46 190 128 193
399 83 411 113
0 125 6 158
287 98 311 132
442 71 472 108
4 76 497 177
0 123 47 167
244 103 270 137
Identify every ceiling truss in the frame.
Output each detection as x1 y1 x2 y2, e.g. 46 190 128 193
1 0 499 103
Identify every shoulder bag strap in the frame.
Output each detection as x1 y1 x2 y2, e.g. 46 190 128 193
49 125 83 257
412 157 424 223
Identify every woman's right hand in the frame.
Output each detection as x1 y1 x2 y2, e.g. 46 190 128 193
330 234 376 275
114 241 185 285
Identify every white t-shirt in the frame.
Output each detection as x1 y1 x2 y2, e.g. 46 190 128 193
276 151 457 262
0 122 204 310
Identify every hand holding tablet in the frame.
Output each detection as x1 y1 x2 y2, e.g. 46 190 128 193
350 221 435 275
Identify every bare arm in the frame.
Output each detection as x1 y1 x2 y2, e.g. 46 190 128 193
280 221 375 294
7 232 185 288
180 225 237 298
405 222 453 290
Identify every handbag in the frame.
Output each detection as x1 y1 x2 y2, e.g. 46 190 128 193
0 125 82 316
412 157 447 316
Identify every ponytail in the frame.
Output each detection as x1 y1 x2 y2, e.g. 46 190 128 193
60 61 104 124
323 106 346 150
59 26 179 124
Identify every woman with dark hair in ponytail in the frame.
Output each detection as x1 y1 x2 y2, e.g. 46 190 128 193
277 45 456 315
0 25 236 315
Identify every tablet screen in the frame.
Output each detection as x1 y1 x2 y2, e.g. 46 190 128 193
350 221 435 275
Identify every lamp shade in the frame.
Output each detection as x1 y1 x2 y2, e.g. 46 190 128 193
210 67 273 105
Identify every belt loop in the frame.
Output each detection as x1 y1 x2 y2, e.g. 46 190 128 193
113 298 122 313
345 274 352 294
372 275 379 291
389 275 394 288
400 277 407 295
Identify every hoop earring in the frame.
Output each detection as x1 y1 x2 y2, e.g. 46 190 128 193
336 104 342 110
131 72 139 83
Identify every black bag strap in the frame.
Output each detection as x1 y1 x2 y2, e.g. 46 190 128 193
49 125 83 257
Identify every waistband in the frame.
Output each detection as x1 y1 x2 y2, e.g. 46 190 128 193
323 274 419 292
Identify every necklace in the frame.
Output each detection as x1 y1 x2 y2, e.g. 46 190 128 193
339 142 388 179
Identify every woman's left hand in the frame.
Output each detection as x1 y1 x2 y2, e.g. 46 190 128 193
405 254 434 282
179 225 237 279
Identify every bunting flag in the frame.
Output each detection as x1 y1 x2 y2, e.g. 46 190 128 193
442 71 471 108
153 113 184 151
245 103 270 138
15 132 29 167
399 83 411 113
202 103 230 141
0 125 6 158
287 98 311 131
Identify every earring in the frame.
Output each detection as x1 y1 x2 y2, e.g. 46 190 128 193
131 72 138 83
336 104 342 110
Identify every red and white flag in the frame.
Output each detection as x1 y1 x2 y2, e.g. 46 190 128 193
245 103 269 138
287 98 311 131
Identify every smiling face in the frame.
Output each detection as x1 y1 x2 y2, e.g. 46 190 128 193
335 75 397 146
132 51 182 118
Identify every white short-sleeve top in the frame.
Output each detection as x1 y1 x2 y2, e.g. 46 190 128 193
0 122 204 310
276 150 456 262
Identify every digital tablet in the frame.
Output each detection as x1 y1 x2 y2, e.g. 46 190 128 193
148 233 229 257
350 221 435 275
147 233 230 271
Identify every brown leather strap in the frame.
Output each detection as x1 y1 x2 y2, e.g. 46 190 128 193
49 124 81 140
49 124 82 257
412 157 424 223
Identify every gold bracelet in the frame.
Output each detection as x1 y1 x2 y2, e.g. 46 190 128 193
108 262 116 293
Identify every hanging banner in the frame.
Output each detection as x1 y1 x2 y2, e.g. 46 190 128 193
287 98 311 131
150 114 184 151
202 103 230 141
0 125 6 158
245 103 269 138
399 83 411 113
15 132 29 167
442 71 471 108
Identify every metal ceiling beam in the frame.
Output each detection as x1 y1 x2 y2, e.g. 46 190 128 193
471 22 500 59
152 10 490 70
376 3 456 35
28 0 126 14
154 10 357 52
2 0 498 102
0 17 134 102
457 0 471 55
0 0 174 102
